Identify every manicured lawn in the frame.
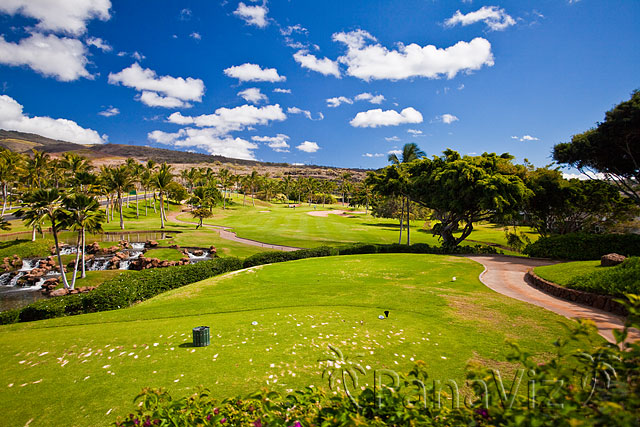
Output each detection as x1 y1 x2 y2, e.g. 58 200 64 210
144 248 185 262
180 203 538 250
534 261 602 286
0 254 600 426
0 239 53 261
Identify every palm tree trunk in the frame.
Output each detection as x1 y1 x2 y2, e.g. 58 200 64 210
223 188 226 209
70 233 82 290
104 195 110 223
1 182 7 216
398 197 404 244
118 191 125 230
81 228 86 279
144 187 148 216
243 191 246 206
406 196 410 245
31 225 36 242
51 225 70 289
159 193 166 229
152 192 157 213
135 188 139 219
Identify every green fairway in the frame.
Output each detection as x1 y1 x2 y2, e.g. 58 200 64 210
0 254 599 426
178 202 538 250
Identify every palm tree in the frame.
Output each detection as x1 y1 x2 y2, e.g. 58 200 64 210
388 143 426 245
27 150 50 189
340 172 352 206
62 194 105 285
16 189 70 288
218 168 232 209
128 161 144 219
105 165 134 230
153 163 174 229
319 180 335 207
0 150 23 215
247 170 260 207
62 152 92 187
146 160 158 213
14 191 47 241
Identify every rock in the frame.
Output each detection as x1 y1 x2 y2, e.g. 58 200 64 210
119 240 130 249
114 251 129 261
180 257 190 263
170 244 180 249
145 240 159 248
601 253 626 267
86 242 101 254
49 288 69 297
209 246 217 253
192 249 204 257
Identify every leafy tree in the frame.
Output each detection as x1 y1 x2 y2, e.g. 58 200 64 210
553 89 640 204
407 150 531 247
191 208 213 229
524 167 637 236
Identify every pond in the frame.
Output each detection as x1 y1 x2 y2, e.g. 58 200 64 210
0 230 177 243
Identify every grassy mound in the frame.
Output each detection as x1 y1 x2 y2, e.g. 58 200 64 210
0 254 599 426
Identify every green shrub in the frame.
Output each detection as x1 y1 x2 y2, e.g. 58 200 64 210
1 257 243 324
337 242 498 256
566 257 640 297
115 297 640 427
242 246 338 268
523 233 640 260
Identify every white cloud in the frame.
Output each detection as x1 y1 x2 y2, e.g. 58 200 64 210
149 128 259 160
273 88 291 94
445 6 516 31
326 96 353 108
167 104 286 134
0 33 90 81
350 107 423 128
287 107 322 121
437 114 459 124
190 32 201 41
234 2 269 28
252 134 290 152
458 84 465 90
223 63 285 83
98 106 119 117
238 88 268 104
86 37 112 52
296 141 320 153
385 136 400 142
363 153 384 158
387 149 402 156
293 51 341 77
354 92 385 104
0 0 111 35
108 63 204 108
407 129 422 135
0 95 104 144
333 29 494 81
280 25 307 36
180 8 192 20
138 91 190 108
511 134 539 142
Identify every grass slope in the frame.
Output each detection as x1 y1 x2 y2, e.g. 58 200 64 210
0 254 599 426
534 261 602 286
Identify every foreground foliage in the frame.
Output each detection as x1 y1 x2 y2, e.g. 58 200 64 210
524 233 640 260
115 297 640 426
567 257 640 297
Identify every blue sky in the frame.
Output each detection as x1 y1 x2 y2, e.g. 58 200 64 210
0 0 638 171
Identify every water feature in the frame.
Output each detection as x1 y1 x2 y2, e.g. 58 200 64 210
0 230 179 243
187 250 211 262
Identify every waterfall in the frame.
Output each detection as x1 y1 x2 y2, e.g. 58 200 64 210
130 243 145 250
0 272 12 286
187 250 210 261
59 246 77 256
8 272 24 287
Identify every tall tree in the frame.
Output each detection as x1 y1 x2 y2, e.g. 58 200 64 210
553 90 640 204
104 165 133 230
0 150 23 215
388 143 425 244
153 163 174 229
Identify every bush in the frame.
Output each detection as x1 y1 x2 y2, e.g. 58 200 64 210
567 257 640 297
1 257 243 325
337 242 498 256
242 246 338 268
523 233 640 260
115 298 640 427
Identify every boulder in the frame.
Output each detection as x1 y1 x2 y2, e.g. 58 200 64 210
86 242 101 254
192 249 204 257
209 246 217 253
119 240 130 249
145 240 159 248
601 253 626 267
49 288 69 297
170 244 180 249
114 251 129 261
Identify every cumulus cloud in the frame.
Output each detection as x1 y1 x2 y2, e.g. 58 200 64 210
354 92 385 104
149 128 259 160
234 2 269 28
190 32 201 41
326 96 353 108
350 107 423 128
0 33 91 81
437 114 459 124
108 63 204 108
252 134 290 152
296 141 320 153
287 107 323 121
407 129 422 135
363 153 384 158
86 36 112 52
388 149 402 156
167 104 286 134
445 6 516 31
0 0 111 35
273 88 291 94
238 88 268 104
511 134 539 141
280 24 308 36
224 63 285 83
98 106 119 117
293 51 341 77
332 29 494 81
385 136 400 142
0 95 104 144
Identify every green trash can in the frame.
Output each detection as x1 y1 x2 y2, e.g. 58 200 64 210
192 326 210 347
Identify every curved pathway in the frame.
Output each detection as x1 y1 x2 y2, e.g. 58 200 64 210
167 210 301 252
465 255 639 344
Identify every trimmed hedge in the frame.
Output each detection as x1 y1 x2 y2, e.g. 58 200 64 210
337 242 499 256
523 233 640 260
3 257 243 325
242 246 338 268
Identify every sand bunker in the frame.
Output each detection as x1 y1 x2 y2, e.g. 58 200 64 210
306 210 366 217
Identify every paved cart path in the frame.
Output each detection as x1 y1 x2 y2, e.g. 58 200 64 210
465 255 639 344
